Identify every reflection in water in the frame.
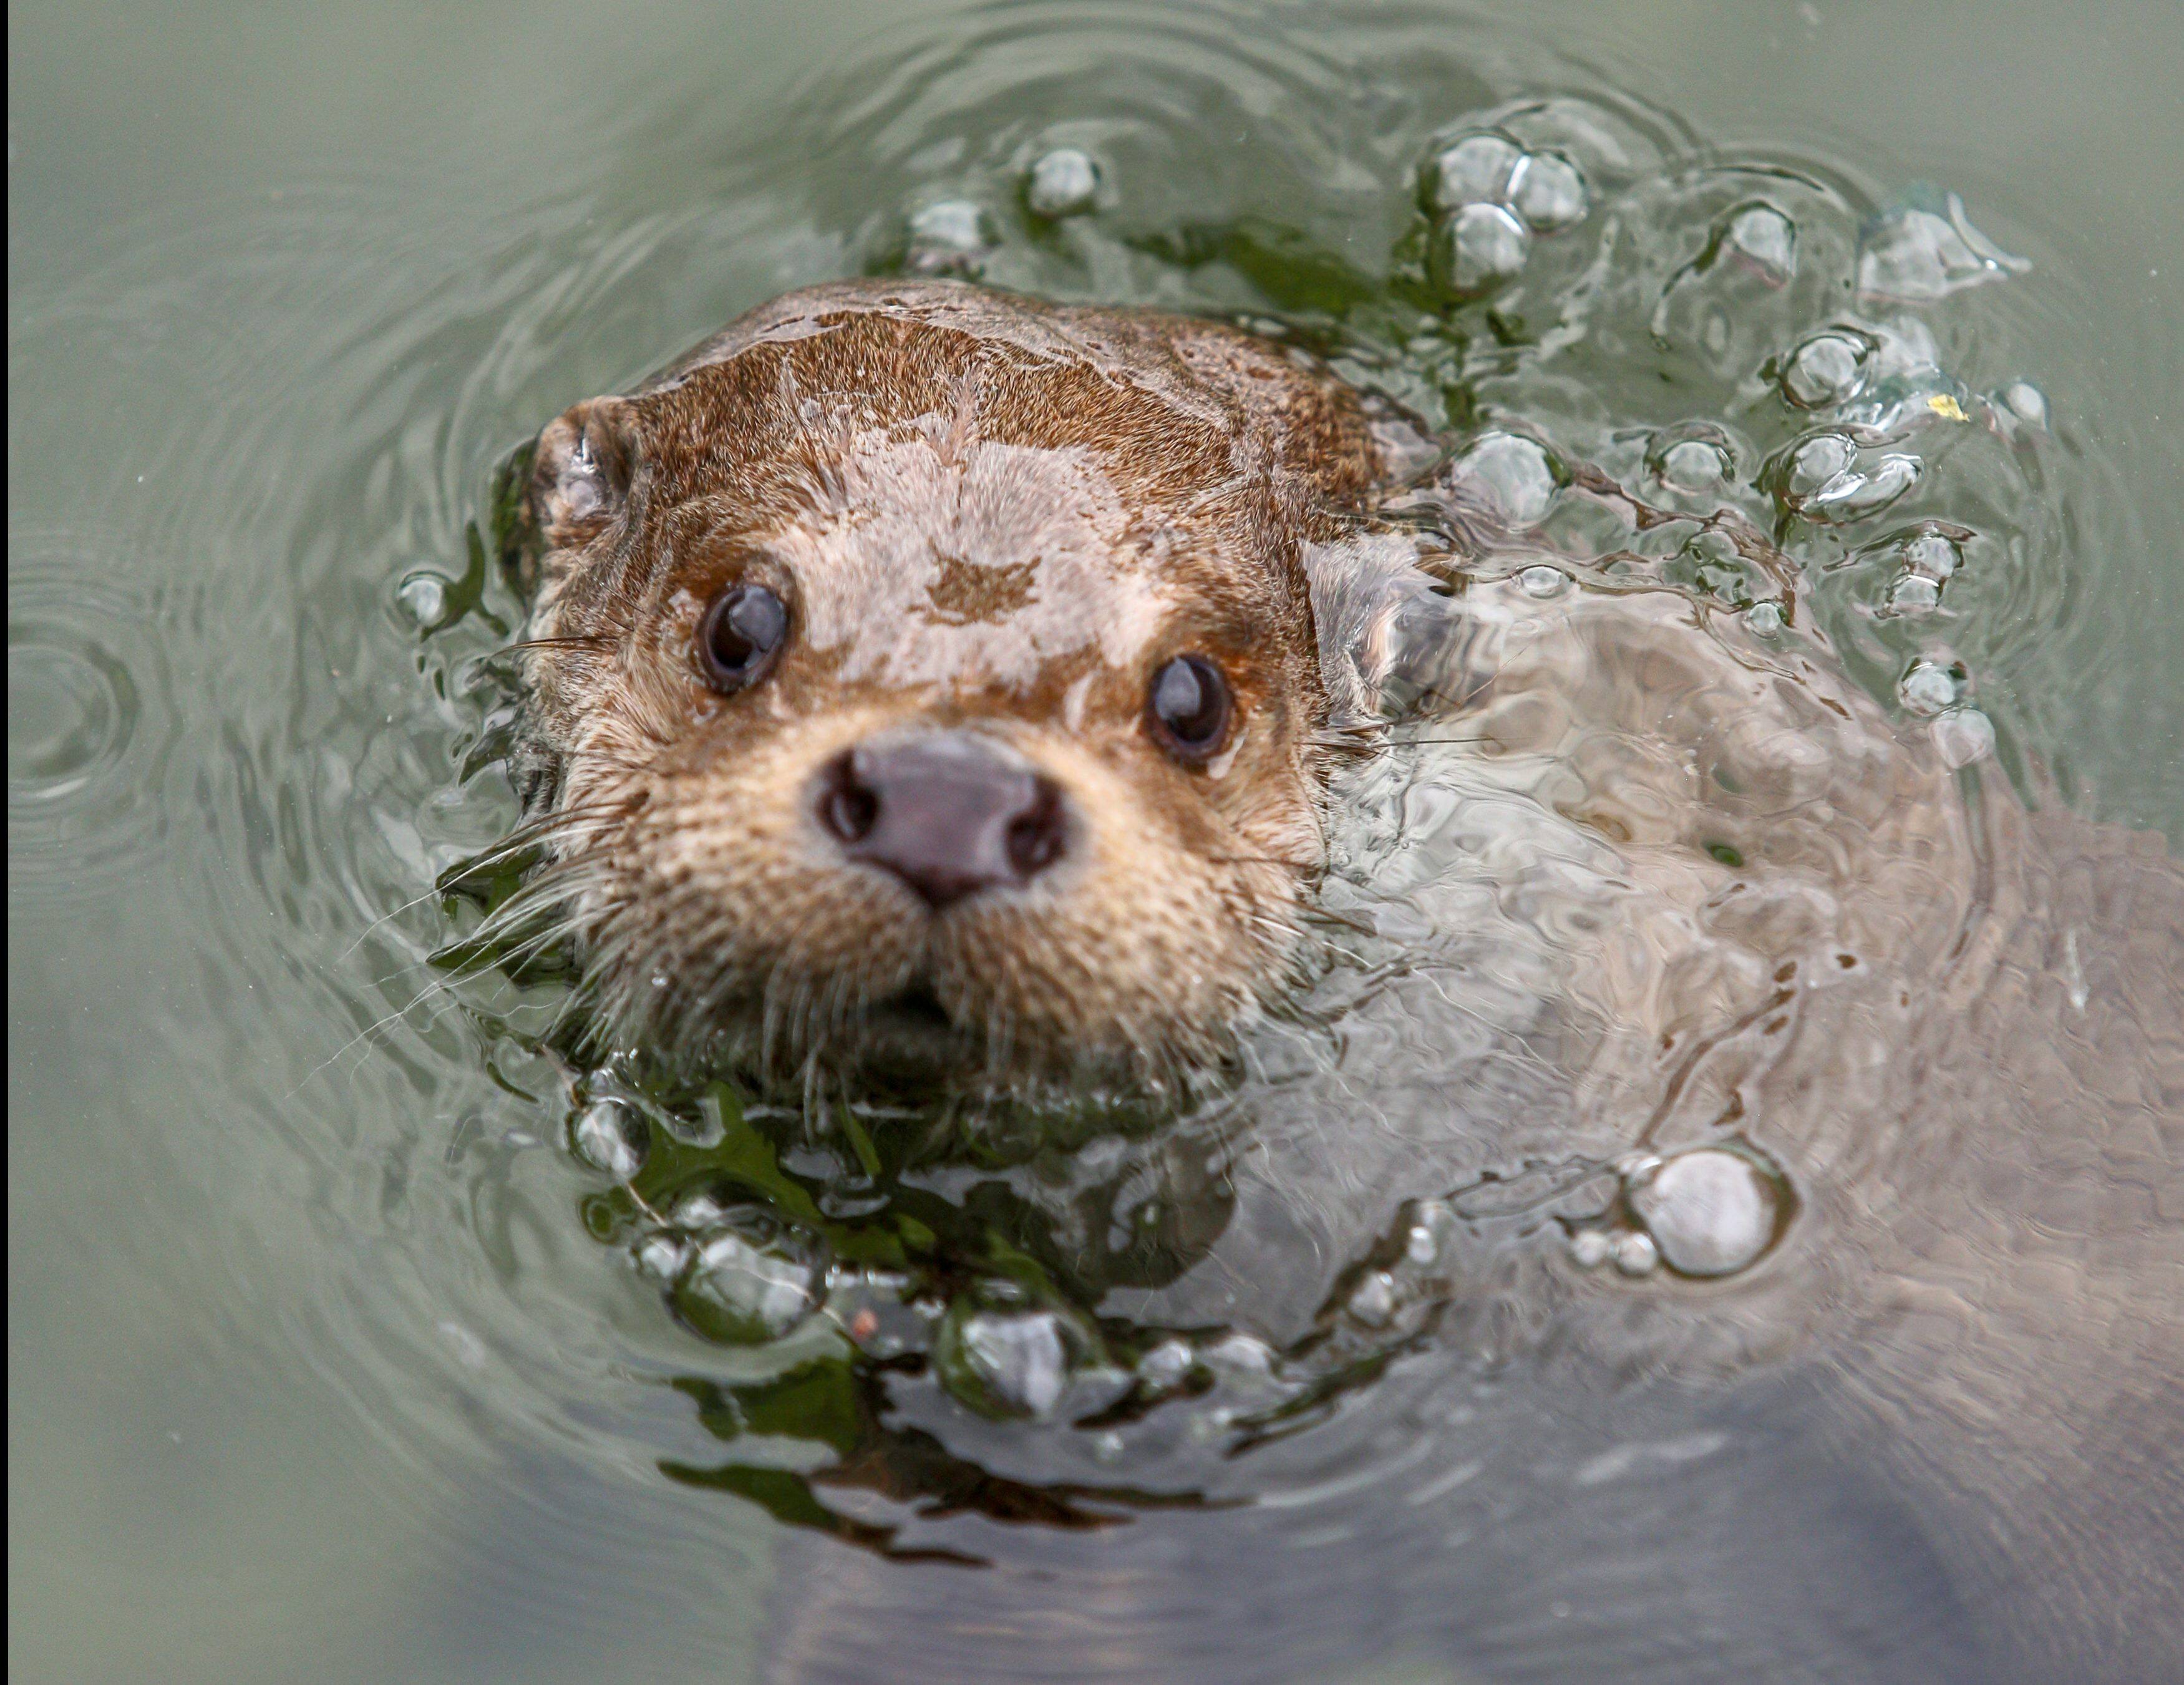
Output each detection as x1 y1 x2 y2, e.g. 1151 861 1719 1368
11 1 2182 1681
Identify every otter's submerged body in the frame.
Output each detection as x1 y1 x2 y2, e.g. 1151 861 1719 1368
510 282 2182 1681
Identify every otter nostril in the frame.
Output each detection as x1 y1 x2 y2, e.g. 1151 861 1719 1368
823 732 1069 910
1006 780 1067 878
818 754 880 844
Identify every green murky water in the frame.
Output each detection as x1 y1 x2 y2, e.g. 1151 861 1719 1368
11 2 2183 1681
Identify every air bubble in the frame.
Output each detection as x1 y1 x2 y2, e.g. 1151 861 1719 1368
905 198 994 274
1452 431 1559 526
1887 575 1941 614
1431 202 1531 300
670 1210 827 1345
1779 333 1868 409
1137 1338 1195 1391
1517 564 1569 599
936 1305 1075 1420
1349 1270 1399 1326
1857 189 2028 302
1902 532 1962 580
396 570 451 629
1898 661 1959 716
1723 205 1796 283
571 1099 646 1179
1422 131 1522 213
1651 433 1734 492
1610 1230 1660 1276
1625 1147 1785 1278
1745 601 1785 636
634 1233 692 1281
1508 151 1588 232
1772 432 1919 523
1569 1228 1612 1269
1933 707 1996 769
1996 380 2049 430
1026 148 1100 218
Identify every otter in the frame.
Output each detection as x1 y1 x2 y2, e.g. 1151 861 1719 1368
504 279 2183 1681
508 279 1381 1091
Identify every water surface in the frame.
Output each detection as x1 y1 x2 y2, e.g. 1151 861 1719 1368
10 2 2183 1681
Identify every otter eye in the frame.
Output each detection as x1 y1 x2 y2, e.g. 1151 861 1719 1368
697 583 788 692
1147 654 1233 762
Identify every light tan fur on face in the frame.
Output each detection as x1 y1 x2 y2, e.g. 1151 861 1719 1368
507 281 1381 1089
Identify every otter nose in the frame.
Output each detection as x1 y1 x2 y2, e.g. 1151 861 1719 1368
817 732 1067 910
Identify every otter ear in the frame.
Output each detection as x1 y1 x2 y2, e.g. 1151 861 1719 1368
515 397 638 587
1301 531 1472 731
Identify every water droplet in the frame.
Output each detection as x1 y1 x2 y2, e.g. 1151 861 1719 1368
1026 147 1100 219
1933 707 1996 769
1858 188 2028 302
1452 431 1559 525
1508 150 1588 232
1626 1147 1785 1278
1610 1230 1660 1276
1422 131 1522 213
396 569 451 629
671 1210 827 1344
1899 661 1959 716
1723 204 1796 283
1432 202 1531 300
936 1306 1075 1420
1780 332 1869 409
571 1098 646 1180
1517 564 1568 599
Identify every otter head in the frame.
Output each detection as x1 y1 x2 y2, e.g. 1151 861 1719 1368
508 283 1381 1092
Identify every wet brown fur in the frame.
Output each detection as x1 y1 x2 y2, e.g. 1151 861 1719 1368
513 281 1379 1089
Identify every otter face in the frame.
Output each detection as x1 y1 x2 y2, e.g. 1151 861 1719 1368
509 287 1374 1090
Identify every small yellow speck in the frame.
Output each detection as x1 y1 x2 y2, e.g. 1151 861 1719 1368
1927 394 1968 422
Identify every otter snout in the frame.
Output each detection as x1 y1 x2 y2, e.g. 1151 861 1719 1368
817 731 1069 910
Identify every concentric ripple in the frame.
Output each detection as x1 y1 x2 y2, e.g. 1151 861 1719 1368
7 539 178 905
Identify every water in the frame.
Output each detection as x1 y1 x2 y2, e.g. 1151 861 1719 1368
10 2 2183 1681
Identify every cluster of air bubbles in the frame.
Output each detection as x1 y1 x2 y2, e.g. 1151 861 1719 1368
1449 430 1561 527
904 198 998 276
1866 526 1966 618
1024 147 1102 220
1895 661 1994 767
1419 129 1588 301
1767 429 1921 525
1570 1145 1790 1280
